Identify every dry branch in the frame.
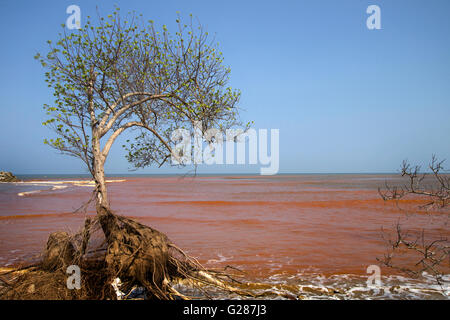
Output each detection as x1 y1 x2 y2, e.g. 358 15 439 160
378 156 450 287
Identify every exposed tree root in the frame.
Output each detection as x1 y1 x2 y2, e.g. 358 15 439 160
0 210 294 300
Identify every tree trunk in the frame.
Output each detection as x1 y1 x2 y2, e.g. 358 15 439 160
91 129 113 237
93 156 109 213
87 68 110 220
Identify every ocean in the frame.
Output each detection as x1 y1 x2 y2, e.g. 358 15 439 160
0 174 449 299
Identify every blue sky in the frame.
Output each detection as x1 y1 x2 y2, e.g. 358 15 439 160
0 0 449 174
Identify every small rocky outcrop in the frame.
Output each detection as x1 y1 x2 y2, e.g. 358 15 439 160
0 171 19 182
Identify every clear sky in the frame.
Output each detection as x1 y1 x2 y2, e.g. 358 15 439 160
0 0 449 174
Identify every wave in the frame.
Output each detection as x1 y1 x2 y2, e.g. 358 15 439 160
173 271 450 300
264 271 450 300
14 179 126 196
206 253 232 264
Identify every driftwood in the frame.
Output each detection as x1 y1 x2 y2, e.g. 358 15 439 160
377 156 450 287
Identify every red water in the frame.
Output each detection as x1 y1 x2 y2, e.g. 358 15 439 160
1 175 448 281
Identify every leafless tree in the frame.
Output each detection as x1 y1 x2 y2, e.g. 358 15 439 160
379 155 449 210
378 156 450 286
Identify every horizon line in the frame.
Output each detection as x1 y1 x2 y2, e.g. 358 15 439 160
13 172 402 176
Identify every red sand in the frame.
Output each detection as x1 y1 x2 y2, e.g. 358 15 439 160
0 175 448 279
